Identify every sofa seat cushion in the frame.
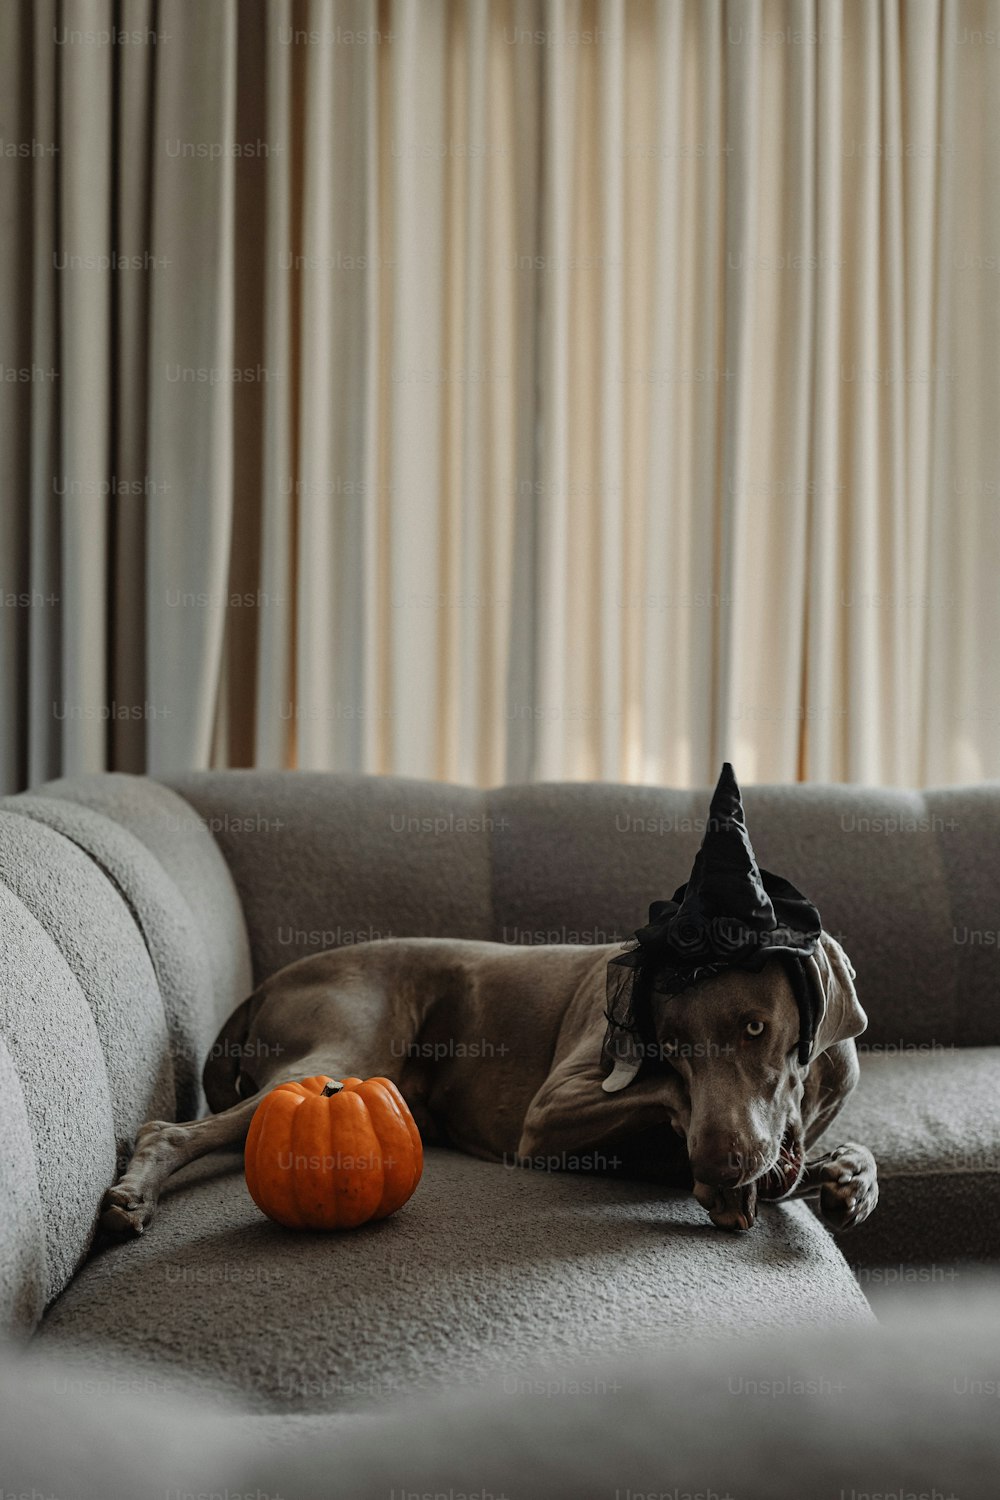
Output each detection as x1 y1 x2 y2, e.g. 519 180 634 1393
10 1285 1000 1500
831 1046 1000 1265
35 1147 871 1414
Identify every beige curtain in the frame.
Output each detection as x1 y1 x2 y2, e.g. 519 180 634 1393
1 0 998 794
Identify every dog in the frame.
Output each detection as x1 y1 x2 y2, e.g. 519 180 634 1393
100 927 878 1238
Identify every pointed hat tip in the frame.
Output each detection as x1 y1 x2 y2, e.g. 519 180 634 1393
709 762 744 824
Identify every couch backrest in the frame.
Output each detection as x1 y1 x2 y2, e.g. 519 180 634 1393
487 780 997 1053
168 770 999 1055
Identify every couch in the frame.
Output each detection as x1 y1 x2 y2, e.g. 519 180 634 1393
1 770 999 1493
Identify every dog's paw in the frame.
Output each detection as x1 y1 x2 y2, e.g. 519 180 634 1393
694 1179 758 1233
99 1184 155 1237
816 1143 878 1232
98 1119 171 1237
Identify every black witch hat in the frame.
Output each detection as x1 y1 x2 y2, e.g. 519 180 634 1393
603 764 822 1088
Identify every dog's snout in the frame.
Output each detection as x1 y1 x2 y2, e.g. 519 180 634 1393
689 1132 763 1186
690 1156 743 1187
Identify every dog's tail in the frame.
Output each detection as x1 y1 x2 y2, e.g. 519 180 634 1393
202 991 257 1114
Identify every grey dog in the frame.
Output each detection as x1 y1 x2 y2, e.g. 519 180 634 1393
101 924 877 1238
102 764 878 1237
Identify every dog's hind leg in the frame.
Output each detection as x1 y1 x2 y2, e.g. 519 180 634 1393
100 1050 346 1238
103 948 439 1238
100 1091 263 1237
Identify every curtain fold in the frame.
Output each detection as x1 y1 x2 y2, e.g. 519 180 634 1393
1 0 998 793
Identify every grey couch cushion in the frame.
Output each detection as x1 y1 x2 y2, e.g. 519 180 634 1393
0 777 254 1331
489 780 970 1048
161 770 1000 1050
6 780 251 1118
0 808 174 1159
925 785 1000 1046
834 1046 1000 1264
7 1286 1000 1500
165 770 496 983
0 1338 248 1500
0 879 116 1319
35 772 253 1029
35 1146 872 1413
264 1282 1000 1500
0 1038 46 1335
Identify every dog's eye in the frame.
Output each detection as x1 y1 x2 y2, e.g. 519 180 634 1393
744 1020 765 1039
661 1040 679 1059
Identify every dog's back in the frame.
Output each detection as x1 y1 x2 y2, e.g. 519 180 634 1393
202 937 615 1157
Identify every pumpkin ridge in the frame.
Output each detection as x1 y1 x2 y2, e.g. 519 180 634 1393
254 1092 296 1218
358 1079 413 1218
336 1092 383 1228
325 1084 338 1227
271 1089 306 1227
295 1092 329 1230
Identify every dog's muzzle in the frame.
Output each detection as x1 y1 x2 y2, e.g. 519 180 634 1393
756 1126 805 1199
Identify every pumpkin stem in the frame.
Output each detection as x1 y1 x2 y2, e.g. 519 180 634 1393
321 1080 344 1096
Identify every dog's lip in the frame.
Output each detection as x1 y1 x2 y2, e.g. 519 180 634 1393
757 1126 804 1198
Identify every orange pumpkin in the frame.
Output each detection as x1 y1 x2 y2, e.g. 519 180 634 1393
244 1075 423 1230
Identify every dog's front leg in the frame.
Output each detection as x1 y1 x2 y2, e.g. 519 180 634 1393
783 1142 879 1231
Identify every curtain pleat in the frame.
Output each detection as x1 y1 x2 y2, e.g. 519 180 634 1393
145 0 238 772
502 0 545 786
1 0 998 793
899 0 941 788
110 0 157 774
27 0 62 791
0 1 31 793
720 0 764 778
805 0 846 782
56 0 110 776
254 0 296 771
924 0 1000 784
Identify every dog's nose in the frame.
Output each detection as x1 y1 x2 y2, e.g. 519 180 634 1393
688 1133 749 1185
689 1156 743 1187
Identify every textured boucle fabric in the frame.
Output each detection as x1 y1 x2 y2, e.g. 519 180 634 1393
153 769 1000 1276
0 1038 46 1337
34 773 252 1028
833 1047 1000 1264
8 1289 1000 1500
160 772 1000 1049
165 770 495 982
0 1337 248 1500
253 1283 1000 1500
36 1146 872 1414
5 792 238 1118
251 1284 1000 1500
0 809 174 1160
923 785 1000 1046
0 884 116 1309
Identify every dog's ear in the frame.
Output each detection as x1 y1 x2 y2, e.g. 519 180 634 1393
601 1034 643 1093
806 931 867 1057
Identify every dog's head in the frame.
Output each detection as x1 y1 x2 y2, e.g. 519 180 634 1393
627 933 865 1197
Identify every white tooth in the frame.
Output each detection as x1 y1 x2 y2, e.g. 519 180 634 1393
602 1059 641 1093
